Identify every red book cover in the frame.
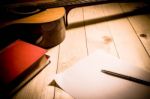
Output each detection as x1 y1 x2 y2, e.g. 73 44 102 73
0 39 47 85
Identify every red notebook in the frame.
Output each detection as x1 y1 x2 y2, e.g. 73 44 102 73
0 40 47 85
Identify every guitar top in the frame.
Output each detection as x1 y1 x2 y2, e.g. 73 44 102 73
0 7 65 29
0 0 147 28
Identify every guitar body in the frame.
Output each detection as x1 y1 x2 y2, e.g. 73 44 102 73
0 7 66 49
1 0 122 49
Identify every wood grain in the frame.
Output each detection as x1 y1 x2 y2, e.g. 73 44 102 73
83 5 117 56
54 8 87 99
10 2 150 99
0 7 65 29
102 3 150 71
120 3 150 57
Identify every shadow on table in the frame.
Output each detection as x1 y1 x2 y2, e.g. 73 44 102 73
67 4 150 29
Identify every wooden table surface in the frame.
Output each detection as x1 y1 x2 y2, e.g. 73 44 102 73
12 2 150 99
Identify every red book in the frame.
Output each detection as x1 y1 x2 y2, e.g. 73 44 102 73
0 39 50 97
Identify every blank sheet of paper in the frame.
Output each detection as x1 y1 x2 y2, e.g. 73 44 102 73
55 50 150 99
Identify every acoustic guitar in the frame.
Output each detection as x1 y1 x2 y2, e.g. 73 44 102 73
0 0 145 49
0 0 142 27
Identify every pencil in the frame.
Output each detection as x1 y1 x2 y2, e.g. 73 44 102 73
101 69 150 86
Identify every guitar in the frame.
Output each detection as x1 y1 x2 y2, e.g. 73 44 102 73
0 0 145 26
0 0 148 49
0 7 66 49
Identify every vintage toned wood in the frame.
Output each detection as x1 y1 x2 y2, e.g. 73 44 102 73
120 3 150 56
0 7 65 29
102 3 150 71
55 8 87 99
83 5 118 56
0 7 66 48
9 2 150 99
14 7 65 24
36 17 66 48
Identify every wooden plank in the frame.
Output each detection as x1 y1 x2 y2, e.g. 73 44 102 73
54 8 87 99
11 3 150 99
120 3 150 56
13 46 59 99
83 5 117 56
102 3 150 71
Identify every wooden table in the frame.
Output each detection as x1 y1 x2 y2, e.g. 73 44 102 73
12 2 150 99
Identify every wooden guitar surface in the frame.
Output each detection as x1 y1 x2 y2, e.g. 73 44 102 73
0 7 65 29
0 7 66 49
1 0 146 28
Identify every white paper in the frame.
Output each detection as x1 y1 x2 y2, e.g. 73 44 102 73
54 50 150 99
